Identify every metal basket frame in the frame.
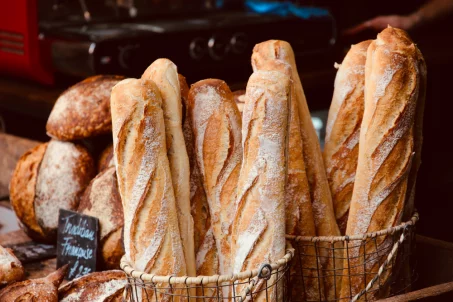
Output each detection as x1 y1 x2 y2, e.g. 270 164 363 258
121 250 294 302
286 212 418 302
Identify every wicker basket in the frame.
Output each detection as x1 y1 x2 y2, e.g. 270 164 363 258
121 249 294 302
287 212 418 302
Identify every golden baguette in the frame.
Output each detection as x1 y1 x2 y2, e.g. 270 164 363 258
341 27 424 300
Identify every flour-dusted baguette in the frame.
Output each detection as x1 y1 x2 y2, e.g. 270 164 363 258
59 270 126 302
180 75 216 278
232 70 289 301
250 42 323 301
142 60 196 278
252 40 342 300
0 265 66 301
188 79 242 290
340 27 424 300
323 40 372 234
78 167 124 269
0 246 24 286
111 79 186 283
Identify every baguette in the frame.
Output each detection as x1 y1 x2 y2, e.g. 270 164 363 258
142 60 196 278
188 79 242 299
323 40 372 234
111 79 186 299
180 75 217 279
232 70 289 301
340 27 423 300
252 40 342 300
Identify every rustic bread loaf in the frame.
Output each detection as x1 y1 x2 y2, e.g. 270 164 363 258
10 140 95 242
252 40 342 300
232 70 289 301
340 27 424 300
232 89 246 114
0 265 66 301
47 75 124 141
142 59 196 278
323 40 372 234
0 245 24 286
111 78 186 279
78 167 124 269
58 270 126 302
97 143 114 172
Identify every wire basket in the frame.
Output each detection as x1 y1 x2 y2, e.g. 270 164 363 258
286 212 418 302
120 249 294 302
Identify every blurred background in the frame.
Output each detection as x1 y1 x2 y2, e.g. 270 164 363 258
1 0 453 294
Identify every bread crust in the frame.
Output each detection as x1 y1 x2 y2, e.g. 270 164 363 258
58 270 125 302
252 40 342 299
111 78 186 283
0 246 24 286
78 167 124 269
142 60 196 278
323 40 372 234
97 143 114 172
0 265 66 301
341 27 422 300
180 75 215 278
10 143 49 242
188 79 242 295
47 75 124 141
231 70 289 301
34 140 95 240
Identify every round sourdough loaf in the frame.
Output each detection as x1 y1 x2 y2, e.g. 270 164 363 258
10 140 95 242
78 167 124 269
46 75 124 141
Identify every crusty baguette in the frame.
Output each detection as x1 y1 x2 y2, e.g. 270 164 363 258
142 60 196 278
0 265 66 301
232 70 289 301
252 40 342 300
340 27 423 300
111 78 186 284
188 79 242 282
323 40 372 234
0 246 24 286
59 270 126 302
180 75 217 279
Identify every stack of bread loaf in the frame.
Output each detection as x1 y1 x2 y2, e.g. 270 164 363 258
2 25 424 302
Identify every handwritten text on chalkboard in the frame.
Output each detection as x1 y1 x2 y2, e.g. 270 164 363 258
57 209 99 280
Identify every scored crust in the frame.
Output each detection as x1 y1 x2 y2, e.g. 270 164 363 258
46 75 124 141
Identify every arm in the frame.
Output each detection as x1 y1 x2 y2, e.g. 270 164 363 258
344 0 453 35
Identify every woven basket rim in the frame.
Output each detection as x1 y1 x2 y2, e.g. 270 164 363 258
121 248 294 285
286 212 419 243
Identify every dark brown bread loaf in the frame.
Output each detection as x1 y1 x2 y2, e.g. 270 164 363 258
78 167 124 269
10 140 95 242
47 75 124 141
97 143 114 172
0 265 66 301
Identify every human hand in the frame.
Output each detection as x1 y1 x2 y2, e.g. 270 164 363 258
343 14 419 36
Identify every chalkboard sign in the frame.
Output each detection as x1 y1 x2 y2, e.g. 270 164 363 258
57 209 99 280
